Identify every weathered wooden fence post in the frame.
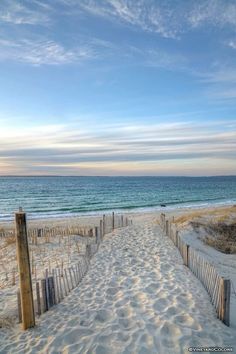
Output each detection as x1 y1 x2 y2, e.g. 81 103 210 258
183 244 189 267
162 213 165 230
112 212 115 230
165 220 169 236
17 290 22 323
100 220 103 240
36 282 41 316
219 278 231 326
15 210 35 330
103 214 106 237
95 226 99 244
41 278 47 312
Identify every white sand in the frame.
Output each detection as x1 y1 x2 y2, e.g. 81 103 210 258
1 216 235 354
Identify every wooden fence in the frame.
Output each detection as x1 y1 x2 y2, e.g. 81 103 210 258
160 213 231 326
17 242 98 322
15 211 132 328
0 213 132 240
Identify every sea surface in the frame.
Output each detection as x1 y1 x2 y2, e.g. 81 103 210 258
0 176 236 221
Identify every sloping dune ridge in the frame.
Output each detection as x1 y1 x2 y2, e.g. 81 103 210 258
1 216 235 354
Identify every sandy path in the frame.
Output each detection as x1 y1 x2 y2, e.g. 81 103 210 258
1 220 235 354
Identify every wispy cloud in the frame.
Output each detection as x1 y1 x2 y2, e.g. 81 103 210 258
142 48 187 71
0 0 235 71
0 0 52 25
78 0 236 37
198 67 236 100
77 0 180 38
2 0 236 36
0 120 235 175
200 69 236 84
0 37 106 65
188 0 236 29
0 0 236 105
0 32 188 68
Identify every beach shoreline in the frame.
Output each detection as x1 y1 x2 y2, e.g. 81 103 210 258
0 202 235 229
1 175 236 225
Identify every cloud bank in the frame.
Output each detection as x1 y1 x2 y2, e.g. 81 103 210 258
0 120 235 176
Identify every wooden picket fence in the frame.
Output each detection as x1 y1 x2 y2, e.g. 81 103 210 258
17 242 98 322
160 213 231 326
0 229 15 238
1 213 132 240
15 211 133 327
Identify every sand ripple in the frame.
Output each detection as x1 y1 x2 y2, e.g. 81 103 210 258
0 219 235 354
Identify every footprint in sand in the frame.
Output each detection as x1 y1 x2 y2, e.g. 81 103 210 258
116 306 133 318
139 332 155 348
176 293 193 308
94 309 112 323
174 314 201 330
93 344 111 354
128 276 140 286
115 297 130 308
165 305 179 316
118 317 134 329
116 332 130 342
106 287 120 295
153 298 169 311
145 282 160 294
160 322 182 337
133 292 149 303
130 301 140 308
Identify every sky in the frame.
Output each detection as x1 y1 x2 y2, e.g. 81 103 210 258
0 0 236 176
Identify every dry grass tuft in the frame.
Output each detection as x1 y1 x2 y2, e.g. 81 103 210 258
172 206 236 254
203 236 236 254
174 206 236 225
174 211 204 224
4 235 16 247
191 221 236 254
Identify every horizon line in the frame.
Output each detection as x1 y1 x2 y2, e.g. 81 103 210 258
0 175 236 178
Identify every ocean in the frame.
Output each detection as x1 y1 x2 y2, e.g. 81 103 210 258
0 176 236 221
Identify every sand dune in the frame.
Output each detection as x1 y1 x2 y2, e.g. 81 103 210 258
1 218 235 354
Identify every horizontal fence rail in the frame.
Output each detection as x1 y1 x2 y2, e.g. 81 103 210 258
160 213 231 326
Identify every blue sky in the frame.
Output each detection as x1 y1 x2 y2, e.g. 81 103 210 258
0 0 236 176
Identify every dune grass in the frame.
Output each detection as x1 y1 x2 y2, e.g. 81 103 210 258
173 206 236 254
3 235 16 247
174 206 236 224
196 222 236 254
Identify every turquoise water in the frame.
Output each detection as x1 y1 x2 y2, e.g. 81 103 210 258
0 176 236 221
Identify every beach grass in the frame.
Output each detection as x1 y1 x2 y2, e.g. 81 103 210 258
172 206 236 254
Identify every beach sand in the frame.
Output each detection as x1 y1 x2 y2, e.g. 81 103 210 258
1 203 235 230
1 207 236 353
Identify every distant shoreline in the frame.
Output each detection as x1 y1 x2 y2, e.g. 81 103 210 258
0 199 236 223
1 202 235 228
0 175 236 178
